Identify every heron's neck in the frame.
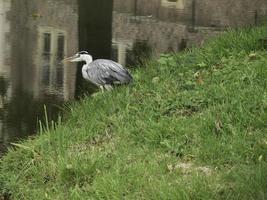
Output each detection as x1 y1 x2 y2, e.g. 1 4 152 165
81 62 90 79
84 56 93 65
81 57 92 78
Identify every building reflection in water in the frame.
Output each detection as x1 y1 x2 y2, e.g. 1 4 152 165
0 0 78 154
0 0 12 154
111 0 267 67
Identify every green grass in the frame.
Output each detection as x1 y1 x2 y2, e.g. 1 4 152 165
1 25 267 199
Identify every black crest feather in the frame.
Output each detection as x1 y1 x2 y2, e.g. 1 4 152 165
78 51 89 55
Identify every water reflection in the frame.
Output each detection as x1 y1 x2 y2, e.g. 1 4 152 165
75 0 113 96
112 0 267 67
0 0 78 154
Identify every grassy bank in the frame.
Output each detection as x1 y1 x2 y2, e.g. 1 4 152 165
1 26 267 199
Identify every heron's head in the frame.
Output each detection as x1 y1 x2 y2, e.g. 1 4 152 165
65 51 93 63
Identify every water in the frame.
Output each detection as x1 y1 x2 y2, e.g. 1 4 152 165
0 0 266 155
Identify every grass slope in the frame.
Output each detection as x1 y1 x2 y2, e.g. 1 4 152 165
1 26 267 200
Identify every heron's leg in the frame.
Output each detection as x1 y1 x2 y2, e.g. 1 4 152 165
104 84 113 91
100 86 104 93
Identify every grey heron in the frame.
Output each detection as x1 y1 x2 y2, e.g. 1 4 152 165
65 51 133 91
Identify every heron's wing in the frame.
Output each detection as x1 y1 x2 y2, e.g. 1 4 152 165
86 59 133 85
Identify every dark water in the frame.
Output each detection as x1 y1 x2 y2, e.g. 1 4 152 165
0 0 266 155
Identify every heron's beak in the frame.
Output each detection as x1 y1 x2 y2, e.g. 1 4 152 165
62 55 79 63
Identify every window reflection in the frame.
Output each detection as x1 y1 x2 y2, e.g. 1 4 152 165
56 64 64 87
57 34 65 60
43 33 51 55
38 28 66 94
41 54 50 86
112 40 152 67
